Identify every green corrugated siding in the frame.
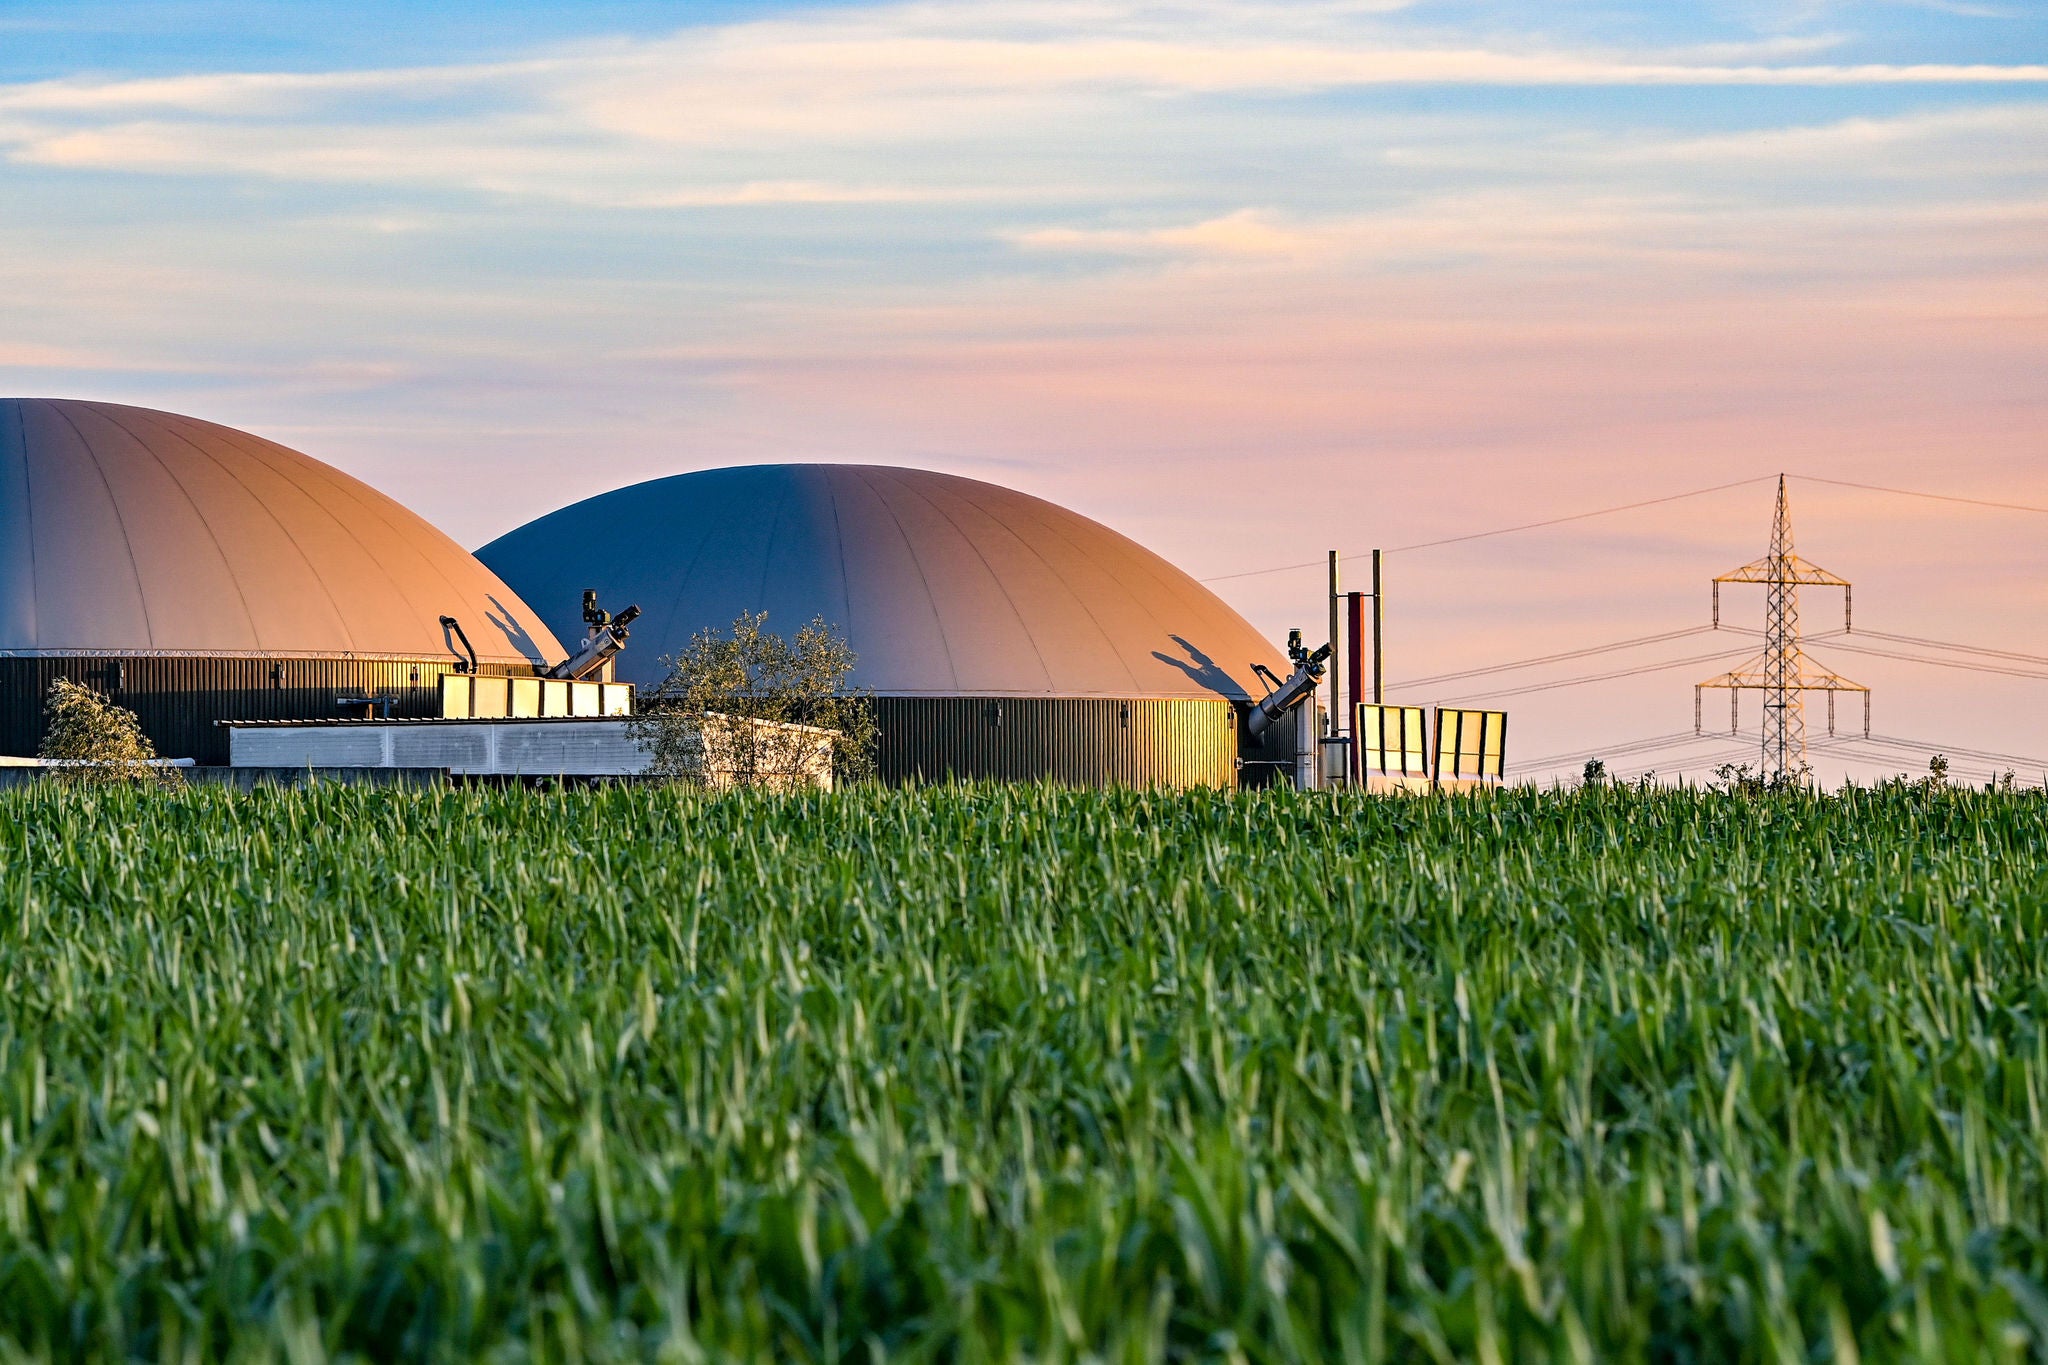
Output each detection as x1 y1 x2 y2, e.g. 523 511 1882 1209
0 657 531 764
870 696 1245 789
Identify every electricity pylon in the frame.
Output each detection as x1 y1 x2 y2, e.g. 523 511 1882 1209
1696 475 1867 782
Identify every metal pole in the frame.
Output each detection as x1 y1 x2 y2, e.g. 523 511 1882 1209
1346 591 1365 783
1327 550 1340 742
1371 549 1384 704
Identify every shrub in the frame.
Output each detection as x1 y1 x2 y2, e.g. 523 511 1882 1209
634 611 878 787
37 677 176 786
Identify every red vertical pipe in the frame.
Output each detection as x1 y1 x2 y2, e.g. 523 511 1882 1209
1346 591 1366 782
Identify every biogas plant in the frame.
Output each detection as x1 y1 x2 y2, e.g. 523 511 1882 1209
0 399 1503 788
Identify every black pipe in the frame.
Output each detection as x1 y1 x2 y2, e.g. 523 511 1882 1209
439 615 478 675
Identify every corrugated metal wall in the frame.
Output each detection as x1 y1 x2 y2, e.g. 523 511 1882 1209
0 657 531 764
870 696 1251 789
2 666 1307 786
1234 701 1305 790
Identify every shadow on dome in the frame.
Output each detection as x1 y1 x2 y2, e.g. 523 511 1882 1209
485 595 552 668
1153 635 1242 700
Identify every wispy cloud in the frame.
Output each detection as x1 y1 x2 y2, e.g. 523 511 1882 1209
1012 210 1317 257
0 64 530 115
0 1 2043 206
1644 100 2048 163
1890 0 2020 17
1379 101 2048 184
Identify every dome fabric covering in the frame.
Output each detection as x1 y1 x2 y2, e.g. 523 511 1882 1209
0 398 562 665
479 464 1284 701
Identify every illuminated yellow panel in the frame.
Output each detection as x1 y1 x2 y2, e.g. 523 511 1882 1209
1434 708 1508 779
438 674 472 719
1360 704 1431 777
472 676 511 719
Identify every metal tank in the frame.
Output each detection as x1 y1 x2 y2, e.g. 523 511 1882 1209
478 464 1298 788
0 398 566 762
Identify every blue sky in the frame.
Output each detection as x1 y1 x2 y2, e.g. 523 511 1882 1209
1 0 2043 779
4 2 2039 72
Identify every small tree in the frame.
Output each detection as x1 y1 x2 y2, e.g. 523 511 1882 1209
1713 760 1810 795
38 678 177 786
1581 757 1607 787
634 612 878 788
1712 762 1764 795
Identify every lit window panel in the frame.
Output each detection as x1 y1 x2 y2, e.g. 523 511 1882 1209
1434 708 1508 780
1358 704 1430 777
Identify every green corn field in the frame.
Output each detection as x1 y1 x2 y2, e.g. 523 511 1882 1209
0 781 2044 1362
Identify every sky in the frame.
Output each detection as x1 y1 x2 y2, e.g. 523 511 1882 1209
1 0 2043 785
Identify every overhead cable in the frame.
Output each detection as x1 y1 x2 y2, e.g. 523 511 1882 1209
1816 732 2048 772
1432 646 1754 707
1200 470 2045 585
1506 728 1735 775
1389 626 1719 690
1852 629 2048 669
1793 474 2048 517
1805 739 2046 788
1865 732 2048 771
1608 749 1769 783
1384 476 1776 555
1197 475 1775 582
1803 639 2048 682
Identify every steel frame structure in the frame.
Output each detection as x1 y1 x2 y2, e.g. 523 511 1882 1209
1696 475 1868 782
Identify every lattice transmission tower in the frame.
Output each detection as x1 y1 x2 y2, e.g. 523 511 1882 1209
1696 475 1867 782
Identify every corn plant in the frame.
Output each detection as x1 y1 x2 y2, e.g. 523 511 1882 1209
0 781 2042 1361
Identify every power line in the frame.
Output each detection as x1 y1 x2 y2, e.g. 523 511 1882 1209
1504 731 2047 786
1608 746 1772 783
1759 625 2048 680
1389 626 1718 690
1804 638 2048 682
1387 476 1775 555
1509 732 1695 773
1433 646 1754 707
1507 728 1733 775
1804 737 1939 765
1818 732 2048 772
1197 475 1774 582
1512 746 1764 785
1867 732 2048 770
1506 732 2047 786
1806 737 2048 788
1377 617 2044 700
1199 559 1324 584
1793 474 2048 517
1198 469 2047 585
1853 629 2048 669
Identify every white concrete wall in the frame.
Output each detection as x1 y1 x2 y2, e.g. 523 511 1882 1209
230 720 651 777
228 716 833 787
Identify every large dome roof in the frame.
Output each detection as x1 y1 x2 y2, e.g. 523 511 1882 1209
0 398 563 664
479 464 1283 700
